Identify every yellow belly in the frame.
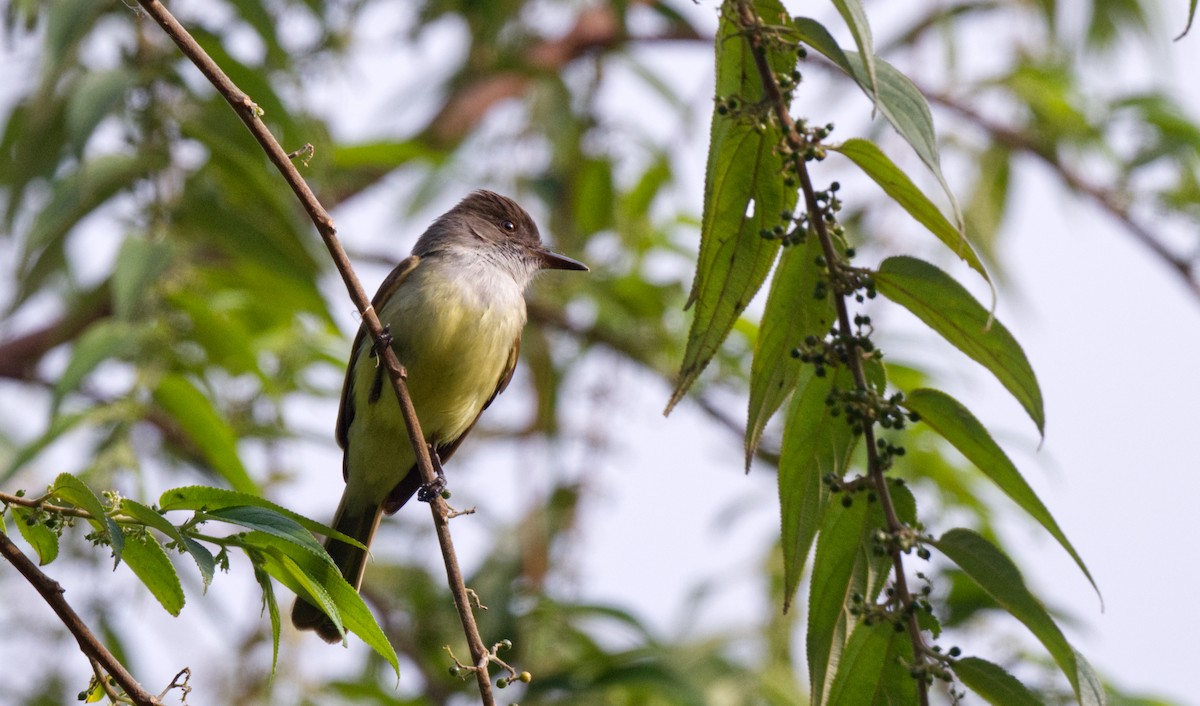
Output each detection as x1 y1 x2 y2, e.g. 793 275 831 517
343 260 526 505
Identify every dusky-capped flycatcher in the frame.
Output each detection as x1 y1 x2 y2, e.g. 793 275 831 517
291 190 587 642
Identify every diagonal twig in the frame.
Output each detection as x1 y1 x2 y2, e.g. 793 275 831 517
0 531 161 706
130 0 496 701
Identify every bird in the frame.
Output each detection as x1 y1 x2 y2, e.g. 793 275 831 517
291 190 587 642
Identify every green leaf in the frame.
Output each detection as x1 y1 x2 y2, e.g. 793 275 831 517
65 69 137 147
874 257 1044 434
152 375 258 494
157 485 365 550
50 473 123 565
11 505 60 565
198 506 331 564
778 366 859 610
253 563 282 673
829 0 878 102
52 320 141 413
903 388 1095 597
16 154 154 308
746 235 836 467
825 621 917 706
250 532 399 677
793 19 959 224
666 0 798 413
831 140 985 280
933 529 1104 705
807 495 869 704
112 237 174 320
1177 0 1197 39
953 656 1043 706
121 531 185 616
119 499 215 590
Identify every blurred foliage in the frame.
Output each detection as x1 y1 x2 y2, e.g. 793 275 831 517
0 0 1196 704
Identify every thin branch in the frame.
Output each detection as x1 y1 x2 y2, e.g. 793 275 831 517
736 2 930 703
0 531 160 706
926 89 1200 300
131 0 495 701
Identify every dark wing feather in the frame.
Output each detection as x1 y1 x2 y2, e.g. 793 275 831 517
336 255 421 480
382 336 521 513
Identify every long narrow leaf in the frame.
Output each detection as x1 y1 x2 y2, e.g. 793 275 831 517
934 528 1104 705
831 140 985 280
904 388 1095 598
874 256 1043 434
746 236 836 466
666 0 798 413
778 366 858 610
152 375 258 494
824 621 917 705
158 486 365 549
952 656 1043 706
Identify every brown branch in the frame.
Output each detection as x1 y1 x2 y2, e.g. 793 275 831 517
131 0 496 701
0 531 161 706
926 90 1200 300
737 2 930 703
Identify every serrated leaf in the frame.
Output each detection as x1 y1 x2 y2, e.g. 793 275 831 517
121 531 185 616
50 472 122 565
874 257 1043 434
933 529 1104 705
157 485 365 550
199 506 330 564
825 621 917 705
953 656 1043 706
810 483 917 705
831 140 985 280
12 505 60 565
119 499 215 590
666 0 798 414
778 366 859 610
52 320 140 413
903 388 1095 598
112 237 173 320
746 236 836 467
152 375 258 494
251 532 399 676
807 495 869 704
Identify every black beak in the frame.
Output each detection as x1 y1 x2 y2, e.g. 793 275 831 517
536 248 588 272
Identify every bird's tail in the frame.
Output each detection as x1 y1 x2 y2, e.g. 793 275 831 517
290 494 383 643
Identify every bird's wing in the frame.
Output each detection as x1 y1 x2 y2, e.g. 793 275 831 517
382 336 521 513
336 255 421 480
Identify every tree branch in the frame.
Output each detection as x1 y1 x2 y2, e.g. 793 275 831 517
737 2 929 703
131 0 496 701
926 89 1200 300
0 531 161 706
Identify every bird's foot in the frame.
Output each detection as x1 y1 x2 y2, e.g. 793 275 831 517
369 324 393 363
417 447 447 503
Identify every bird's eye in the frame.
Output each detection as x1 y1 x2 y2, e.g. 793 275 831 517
501 219 516 232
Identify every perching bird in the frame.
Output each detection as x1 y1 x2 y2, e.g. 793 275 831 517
291 190 587 642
